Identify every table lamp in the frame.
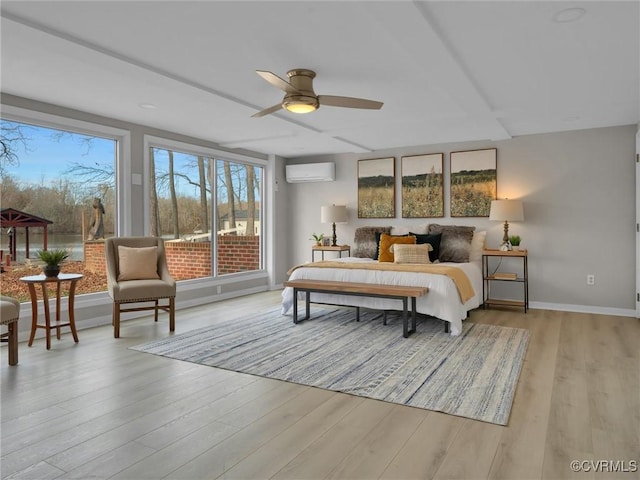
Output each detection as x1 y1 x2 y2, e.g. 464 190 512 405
489 199 524 250
321 205 348 246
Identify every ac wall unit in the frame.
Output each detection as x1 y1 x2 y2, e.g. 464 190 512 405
285 162 335 183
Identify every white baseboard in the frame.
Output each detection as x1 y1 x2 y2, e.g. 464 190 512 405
529 301 636 318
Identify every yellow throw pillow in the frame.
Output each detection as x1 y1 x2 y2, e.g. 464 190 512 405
378 233 416 262
117 246 160 281
393 243 433 264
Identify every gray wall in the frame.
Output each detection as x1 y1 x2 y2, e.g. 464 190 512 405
285 125 637 315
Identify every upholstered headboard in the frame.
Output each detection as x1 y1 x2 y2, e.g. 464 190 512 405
353 224 486 263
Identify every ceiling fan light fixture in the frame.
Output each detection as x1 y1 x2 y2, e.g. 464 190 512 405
282 94 319 114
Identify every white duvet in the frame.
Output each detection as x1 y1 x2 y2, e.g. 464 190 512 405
281 257 483 336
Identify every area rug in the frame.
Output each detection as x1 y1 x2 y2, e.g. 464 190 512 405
131 308 529 425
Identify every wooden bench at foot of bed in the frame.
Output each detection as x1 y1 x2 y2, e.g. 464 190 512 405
284 279 430 338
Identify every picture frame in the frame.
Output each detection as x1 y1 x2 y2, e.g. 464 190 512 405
450 148 497 217
358 157 396 218
401 153 444 218
322 237 331 246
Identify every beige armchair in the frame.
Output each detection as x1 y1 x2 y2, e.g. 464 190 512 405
0 296 20 365
105 236 176 338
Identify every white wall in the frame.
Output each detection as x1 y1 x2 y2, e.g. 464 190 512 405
284 125 637 315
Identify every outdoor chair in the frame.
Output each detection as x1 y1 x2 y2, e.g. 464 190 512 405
1 295 20 365
104 236 176 338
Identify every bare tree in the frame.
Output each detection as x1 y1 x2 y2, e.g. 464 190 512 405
197 156 209 233
168 150 179 238
223 161 236 232
246 165 256 236
0 121 31 175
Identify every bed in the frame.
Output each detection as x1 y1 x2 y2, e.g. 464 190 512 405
282 225 485 336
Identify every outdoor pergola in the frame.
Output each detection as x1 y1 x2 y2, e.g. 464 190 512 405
0 208 53 262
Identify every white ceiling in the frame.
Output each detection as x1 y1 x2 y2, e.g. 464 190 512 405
1 1 638 159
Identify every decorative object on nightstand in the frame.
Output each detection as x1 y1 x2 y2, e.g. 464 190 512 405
309 233 324 246
482 248 528 313
508 235 522 250
489 199 524 250
321 204 348 247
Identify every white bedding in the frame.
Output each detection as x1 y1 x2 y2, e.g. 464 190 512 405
281 257 483 336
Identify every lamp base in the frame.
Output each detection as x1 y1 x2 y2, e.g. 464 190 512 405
502 220 511 250
331 222 338 247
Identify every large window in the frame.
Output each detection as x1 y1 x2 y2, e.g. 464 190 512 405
149 142 263 280
0 118 117 261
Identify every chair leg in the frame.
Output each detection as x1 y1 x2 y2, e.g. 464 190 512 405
8 321 18 366
169 298 175 332
113 303 120 338
154 299 159 322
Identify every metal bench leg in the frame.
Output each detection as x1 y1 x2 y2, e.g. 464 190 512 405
402 298 409 338
292 288 299 324
305 291 310 320
411 297 417 334
356 306 360 322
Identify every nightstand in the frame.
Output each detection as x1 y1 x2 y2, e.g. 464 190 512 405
482 249 529 312
312 245 351 261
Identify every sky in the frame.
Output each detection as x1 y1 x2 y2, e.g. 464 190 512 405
2 120 116 185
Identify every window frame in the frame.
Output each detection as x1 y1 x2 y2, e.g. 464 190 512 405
143 134 268 283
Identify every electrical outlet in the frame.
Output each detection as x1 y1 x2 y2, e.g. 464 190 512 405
587 274 595 286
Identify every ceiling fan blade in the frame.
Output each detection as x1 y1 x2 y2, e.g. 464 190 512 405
251 103 283 118
318 95 383 110
256 70 300 94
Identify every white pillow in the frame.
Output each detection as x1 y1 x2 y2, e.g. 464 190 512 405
393 243 433 264
469 231 487 263
117 246 160 281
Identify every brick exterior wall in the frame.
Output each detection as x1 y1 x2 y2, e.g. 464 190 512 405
84 236 260 280
84 240 106 275
217 235 260 275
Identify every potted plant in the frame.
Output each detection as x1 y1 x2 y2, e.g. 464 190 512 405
37 248 69 277
508 235 522 250
309 233 324 246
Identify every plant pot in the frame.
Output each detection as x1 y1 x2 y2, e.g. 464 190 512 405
43 265 61 277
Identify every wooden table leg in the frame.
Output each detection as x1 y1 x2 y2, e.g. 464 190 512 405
40 283 51 350
56 281 62 340
68 279 79 343
27 283 38 347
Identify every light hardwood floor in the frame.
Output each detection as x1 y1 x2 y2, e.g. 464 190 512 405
2 290 638 480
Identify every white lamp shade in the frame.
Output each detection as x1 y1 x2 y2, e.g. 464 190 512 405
321 205 348 223
489 199 524 222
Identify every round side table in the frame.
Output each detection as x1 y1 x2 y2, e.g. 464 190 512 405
20 273 83 350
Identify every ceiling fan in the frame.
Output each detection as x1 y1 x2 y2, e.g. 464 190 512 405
252 68 383 118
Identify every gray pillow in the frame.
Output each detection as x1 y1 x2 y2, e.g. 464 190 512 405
353 226 391 259
427 224 475 262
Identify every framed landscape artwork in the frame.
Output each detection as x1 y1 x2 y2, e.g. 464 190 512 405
401 153 444 218
358 157 395 218
450 148 497 217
